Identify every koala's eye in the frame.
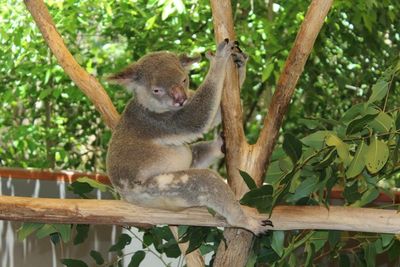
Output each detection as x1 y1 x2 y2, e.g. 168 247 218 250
182 78 187 83
152 88 164 95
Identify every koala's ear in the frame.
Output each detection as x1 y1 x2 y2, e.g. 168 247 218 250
106 64 141 87
178 54 201 71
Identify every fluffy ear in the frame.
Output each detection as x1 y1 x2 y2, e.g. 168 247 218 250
178 53 201 71
106 64 141 87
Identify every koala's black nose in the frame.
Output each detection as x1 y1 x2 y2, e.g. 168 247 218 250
170 85 187 107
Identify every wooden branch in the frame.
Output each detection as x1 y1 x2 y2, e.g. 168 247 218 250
210 1 255 266
24 0 120 129
0 196 399 234
256 0 334 173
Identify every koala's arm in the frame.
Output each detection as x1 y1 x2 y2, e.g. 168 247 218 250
190 136 224 168
186 48 248 131
171 40 237 135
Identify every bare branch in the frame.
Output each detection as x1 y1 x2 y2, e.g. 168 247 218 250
24 0 120 129
1 196 399 234
256 0 334 172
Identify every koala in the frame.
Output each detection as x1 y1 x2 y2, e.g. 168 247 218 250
106 39 272 235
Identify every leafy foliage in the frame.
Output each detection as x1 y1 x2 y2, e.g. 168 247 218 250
2 0 400 266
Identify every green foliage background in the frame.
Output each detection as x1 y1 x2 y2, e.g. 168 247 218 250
1 0 400 266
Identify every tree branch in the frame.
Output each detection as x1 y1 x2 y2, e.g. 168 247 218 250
255 0 334 174
24 0 120 129
0 196 399 234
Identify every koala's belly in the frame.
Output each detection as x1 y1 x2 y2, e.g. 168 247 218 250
158 144 193 172
131 143 192 181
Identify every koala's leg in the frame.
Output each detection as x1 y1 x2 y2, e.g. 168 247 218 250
123 169 271 235
190 137 224 169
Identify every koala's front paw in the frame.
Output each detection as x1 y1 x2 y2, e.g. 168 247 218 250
232 50 248 68
215 38 237 59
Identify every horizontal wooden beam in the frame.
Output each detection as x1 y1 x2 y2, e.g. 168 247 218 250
1 167 399 204
0 196 399 234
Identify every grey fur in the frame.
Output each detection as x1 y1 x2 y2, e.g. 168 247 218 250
106 39 271 235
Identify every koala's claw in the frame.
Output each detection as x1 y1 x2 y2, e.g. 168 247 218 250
261 219 274 227
219 131 226 154
216 39 236 59
232 51 248 68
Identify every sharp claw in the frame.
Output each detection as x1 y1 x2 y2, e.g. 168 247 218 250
261 220 273 227
234 40 239 46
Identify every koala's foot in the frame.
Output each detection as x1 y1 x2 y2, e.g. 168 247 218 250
241 208 273 236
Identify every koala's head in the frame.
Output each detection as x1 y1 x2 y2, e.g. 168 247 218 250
107 52 200 113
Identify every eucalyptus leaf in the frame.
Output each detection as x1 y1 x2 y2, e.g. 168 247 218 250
283 133 303 164
61 259 88 267
368 79 389 103
240 185 273 214
239 169 257 190
109 233 132 252
271 231 285 257
17 222 44 241
90 250 105 265
325 134 351 165
128 251 146 267
365 137 389 174
346 141 367 178
76 177 108 192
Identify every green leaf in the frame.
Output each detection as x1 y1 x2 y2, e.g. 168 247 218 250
76 177 108 192
109 233 132 252
341 103 366 123
53 224 72 243
364 242 377 267
368 79 389 103
68 181 94 198
128 251 146 267
181 227 209 254
304 243 315 267
240 185 273 213
287 176 318 202
301 131 332 149
271 231 285 257
365 137 389 174
368 112 393 133
346 113 378 135
325 134 350 165
262 62 274 81
61 259 88 267
343 181 361 204
74 224 90 245
356 187 379 207
90 250 104 265
346 141 367 178
316 149 337 169
36 224 57 239
17 222 44 241
283 133 303 164
381 234 394 248
239 169 257 190
311 231 329 252
328 230 341 248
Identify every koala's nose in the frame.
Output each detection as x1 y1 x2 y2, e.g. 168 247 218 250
170 86 187 107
